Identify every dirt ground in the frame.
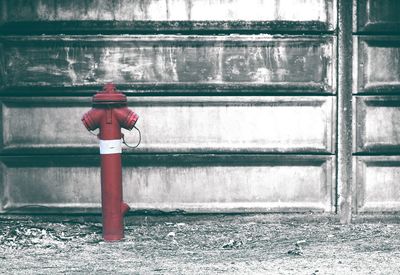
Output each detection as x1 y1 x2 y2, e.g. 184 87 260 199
1 213 400 274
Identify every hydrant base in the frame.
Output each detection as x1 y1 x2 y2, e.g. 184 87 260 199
103 234 125 242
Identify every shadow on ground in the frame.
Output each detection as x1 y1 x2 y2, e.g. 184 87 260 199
1 213 400 274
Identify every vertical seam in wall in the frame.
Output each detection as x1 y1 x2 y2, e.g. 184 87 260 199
337 0 354 223
0 161 5 212
335 0 340 214
0 100 3 212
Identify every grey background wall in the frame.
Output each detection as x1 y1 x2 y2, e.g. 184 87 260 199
353 0 400 212
0 0 397 214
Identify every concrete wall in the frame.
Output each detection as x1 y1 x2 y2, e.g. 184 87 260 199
353 0 400 212
1 0 398 214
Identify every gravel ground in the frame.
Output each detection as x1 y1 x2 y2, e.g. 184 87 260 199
1 213 400 274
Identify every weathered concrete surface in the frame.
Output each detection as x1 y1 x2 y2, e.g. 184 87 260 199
1 96 335 154
0 34 336 214
1 214 400 274
354 96 400 153
354 36 400 93
0 35 335 91
2 0 333 22
351 1 400 216
356 0 400 33
0 0 335 32
0 1 341 216
0 155 334 213
355 156 400 212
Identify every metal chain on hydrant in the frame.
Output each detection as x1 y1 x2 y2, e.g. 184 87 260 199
89 127 141 148
122 126 141 149
89 129 99 136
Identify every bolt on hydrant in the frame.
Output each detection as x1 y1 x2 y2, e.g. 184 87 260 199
82 83 139 241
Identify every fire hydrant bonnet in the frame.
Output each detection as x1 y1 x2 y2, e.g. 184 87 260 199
92 83 127 105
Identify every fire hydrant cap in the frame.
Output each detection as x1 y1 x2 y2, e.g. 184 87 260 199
92 83 127 105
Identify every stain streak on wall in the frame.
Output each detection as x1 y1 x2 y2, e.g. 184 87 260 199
1 36 335 92
0 0 335 33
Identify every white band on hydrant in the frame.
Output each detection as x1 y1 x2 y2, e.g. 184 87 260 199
99 139 122 154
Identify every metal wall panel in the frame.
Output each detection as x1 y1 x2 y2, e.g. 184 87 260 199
0 155 335 213
354 36 400 94
355 156 400 212
356 0 400 33
0 0 336 33
354 96 400 153
0 35 336 93
1 96 335 154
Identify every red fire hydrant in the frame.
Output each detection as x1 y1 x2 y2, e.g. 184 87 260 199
82 83 139 241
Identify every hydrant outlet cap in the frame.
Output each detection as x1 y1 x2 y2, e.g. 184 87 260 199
92 83 127 104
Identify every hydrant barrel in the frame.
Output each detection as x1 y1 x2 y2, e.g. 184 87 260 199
82 83 138 241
